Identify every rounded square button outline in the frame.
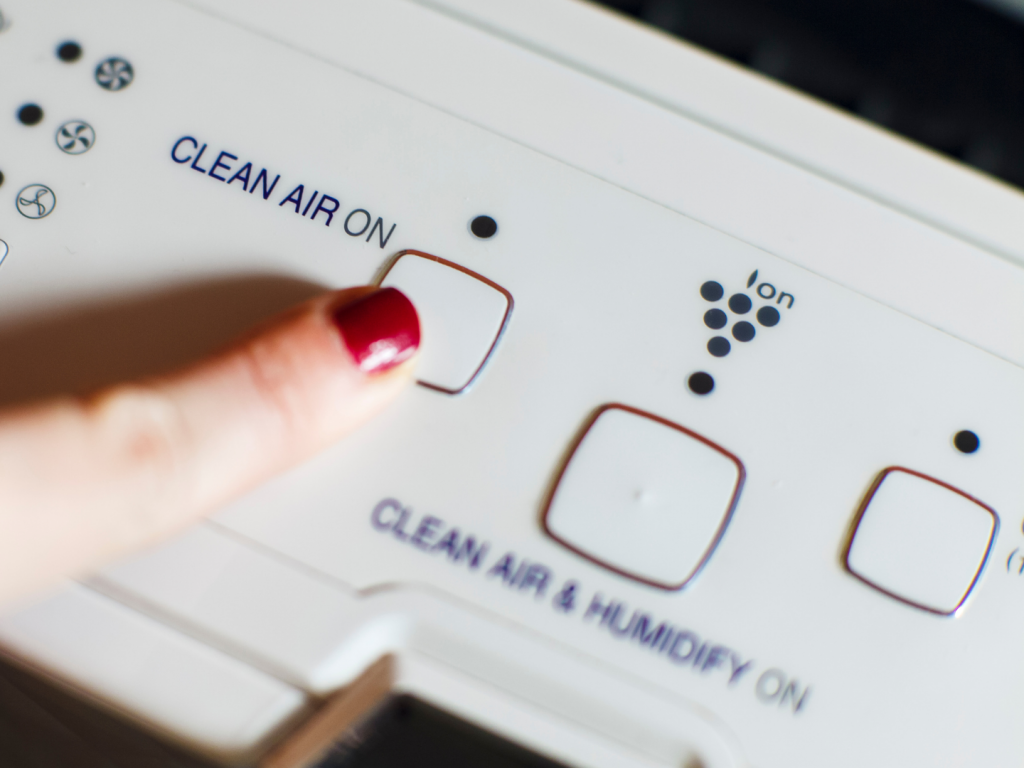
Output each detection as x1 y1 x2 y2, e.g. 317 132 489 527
375 250 514 395
842 466 1000 617
541 403 747 591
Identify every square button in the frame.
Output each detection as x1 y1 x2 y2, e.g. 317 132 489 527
543 405 745 590
845 468 999 615
379 251 512 394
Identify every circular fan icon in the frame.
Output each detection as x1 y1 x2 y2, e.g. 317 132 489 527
16 184 56 219
95 57 134 91
56 120 95 154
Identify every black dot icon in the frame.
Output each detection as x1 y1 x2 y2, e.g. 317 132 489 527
708 336 731 357
732 321 755 342
17 104 43 126
470 215 497 239
953 430 980 454
704 308 727 329
757 306 780 327
688 371 715 395
0 170 4 188
57 41 82 62
728 293 752 314
700 281 724 302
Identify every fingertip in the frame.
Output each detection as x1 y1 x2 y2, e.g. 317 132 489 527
329 287 421 375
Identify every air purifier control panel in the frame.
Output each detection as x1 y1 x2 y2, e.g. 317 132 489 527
1 2 1023 767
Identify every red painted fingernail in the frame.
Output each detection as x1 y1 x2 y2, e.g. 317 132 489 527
331 287 420 374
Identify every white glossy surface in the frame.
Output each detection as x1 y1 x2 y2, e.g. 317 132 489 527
424 0 1024 266
181 0 1024 368
546 407 741 588
847 470 997 614
0 584 307 762
380 252 509 392
0 1 1023 766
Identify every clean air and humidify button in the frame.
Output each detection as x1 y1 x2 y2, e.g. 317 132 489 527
379 250 512 395
543 405 745 590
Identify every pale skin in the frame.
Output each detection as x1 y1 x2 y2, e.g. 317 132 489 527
0 287 416 606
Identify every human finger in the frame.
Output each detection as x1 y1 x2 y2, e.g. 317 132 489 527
0 286 420 605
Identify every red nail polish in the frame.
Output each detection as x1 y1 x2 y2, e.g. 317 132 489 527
331 287 420 374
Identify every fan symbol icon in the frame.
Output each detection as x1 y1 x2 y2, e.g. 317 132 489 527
16 185 57 219
95 57 134 91
56 121 95 155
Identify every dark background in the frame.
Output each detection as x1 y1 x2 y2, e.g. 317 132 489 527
590 0 1024 190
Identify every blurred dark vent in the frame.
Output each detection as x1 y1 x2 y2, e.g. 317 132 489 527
590 0 1024 190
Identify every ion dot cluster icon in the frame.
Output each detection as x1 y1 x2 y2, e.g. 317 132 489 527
700 270 792 358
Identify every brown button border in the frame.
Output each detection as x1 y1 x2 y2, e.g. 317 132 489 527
843 466 1000 617
376 250 513 395
541 403 746 591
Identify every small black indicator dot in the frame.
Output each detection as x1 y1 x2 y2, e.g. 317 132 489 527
688 371 715 395
953 430 980 454
17 104 43 126
470 215 497 239
708 336 731 357
0 170 4 188
732 321 755 342
57 41 82 62
728 293 752 314
756 306 780 327
700 281 724 302
704 308 727 330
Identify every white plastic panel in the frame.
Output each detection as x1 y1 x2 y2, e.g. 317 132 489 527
0 2 1023 767
544 405 743 589
93 523 411 694
94 550 747 768
422 0 1024 266
846 469 998 615
0 584 307 762
178 0 1024 368
379 252 511 393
